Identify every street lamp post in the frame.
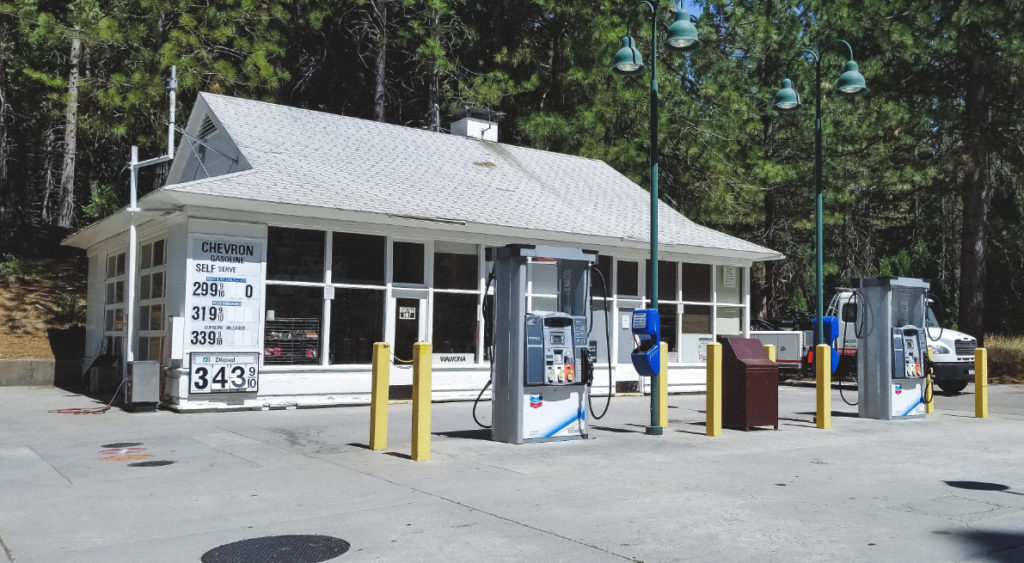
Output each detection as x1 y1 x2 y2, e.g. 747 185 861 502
773 41 867 351
611 2 700 435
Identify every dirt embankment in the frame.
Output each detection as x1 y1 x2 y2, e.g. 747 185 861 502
0 257 87 359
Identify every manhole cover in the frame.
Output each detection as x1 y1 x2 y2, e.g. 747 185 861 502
101 442 142 448
129 460 175 467
202 535 350 563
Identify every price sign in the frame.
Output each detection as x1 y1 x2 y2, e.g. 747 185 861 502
186 237 264 350
190 352 259 393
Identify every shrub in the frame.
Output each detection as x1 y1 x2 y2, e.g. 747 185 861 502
985 334 1024 383
0 254 26 283
54 292 86 326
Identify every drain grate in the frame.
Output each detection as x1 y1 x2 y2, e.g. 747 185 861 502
101 442 143 448
202 535 350 563
129 460 175 467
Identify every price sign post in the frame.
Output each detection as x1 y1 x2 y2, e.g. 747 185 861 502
186 236 264 395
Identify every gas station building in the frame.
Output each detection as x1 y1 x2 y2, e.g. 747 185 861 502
64 93 782 411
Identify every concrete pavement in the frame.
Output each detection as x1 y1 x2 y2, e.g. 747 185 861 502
1 384 1023 562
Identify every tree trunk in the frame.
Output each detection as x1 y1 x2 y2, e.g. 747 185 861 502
0 20 11 235
957 38 992 345
57 30 82 229
373 1 386 122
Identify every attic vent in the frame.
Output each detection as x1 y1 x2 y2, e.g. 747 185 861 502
198 116 217 139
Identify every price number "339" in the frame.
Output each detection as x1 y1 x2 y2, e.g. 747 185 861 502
190 353 259 394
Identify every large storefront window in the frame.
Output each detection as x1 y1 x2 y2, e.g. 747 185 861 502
681 305 713 363
616 260 639 296
333 233 385 284
264 285 322 365
716 265 742 304
393 241 425 284
330 289 384 364
267 227 324 282
646 260 678 302
432 293 477 361
434 241 477 290
682 263 711 302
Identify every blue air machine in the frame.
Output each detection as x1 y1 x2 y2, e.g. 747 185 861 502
490 245 599 444
857 277 930 419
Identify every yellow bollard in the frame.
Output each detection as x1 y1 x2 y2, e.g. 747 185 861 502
369 342 390 450
975 347 988 419
706 342 722 437
658 342 669 429
763 344 776 363
412 342 432 461
816 344 831 429
926 348 934 414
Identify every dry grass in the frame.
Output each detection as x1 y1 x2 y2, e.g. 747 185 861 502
985 334 1024 384
0 257 86 359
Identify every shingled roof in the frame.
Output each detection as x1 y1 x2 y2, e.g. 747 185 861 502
70 93 781 262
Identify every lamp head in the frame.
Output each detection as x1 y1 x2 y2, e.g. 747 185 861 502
773 78 801 110
836 60 868 95
665 9 701 51
611 35 645 75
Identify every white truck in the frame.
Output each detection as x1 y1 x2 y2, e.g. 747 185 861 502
751 289 978 394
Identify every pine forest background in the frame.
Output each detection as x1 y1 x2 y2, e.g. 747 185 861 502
1 0 1023 343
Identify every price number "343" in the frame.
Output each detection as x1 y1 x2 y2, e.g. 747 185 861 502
190 353 259 394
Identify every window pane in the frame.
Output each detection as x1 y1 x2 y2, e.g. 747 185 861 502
682 263 711 302
115 281 124 303
153 240 165 266
107 256 116 278
646 260 678 302
140 306 150 330
528 261 556 295
432 293 478 360
393 241 424 284
151 272 164 298
659 304 678 354
267 227 325 282
264 285 322 365
681 304 711 363
141 243 153 269
150 304 163 331
616 260 638 296
716 265 742 304
333 232 385 285
329 288 384 364
140 274 151 300
114 308 124 331
590 255 612 300
716 306 743 335
434 250 477 290
106 282 115 304
589 300 612 363
116 254 125 275
105 309 114 331
532 296 557 312
148 337 163 361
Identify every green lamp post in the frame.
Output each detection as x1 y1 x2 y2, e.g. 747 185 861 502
773 41 867 351
611 2 700 436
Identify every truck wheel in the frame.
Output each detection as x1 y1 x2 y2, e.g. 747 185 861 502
936 380 968 395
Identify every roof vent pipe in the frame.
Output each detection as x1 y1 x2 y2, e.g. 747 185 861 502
449 107 505 141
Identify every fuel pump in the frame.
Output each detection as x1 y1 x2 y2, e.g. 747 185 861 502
856 277 930 419
489 244 599 444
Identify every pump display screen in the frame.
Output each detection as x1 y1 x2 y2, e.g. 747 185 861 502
551 334 564 345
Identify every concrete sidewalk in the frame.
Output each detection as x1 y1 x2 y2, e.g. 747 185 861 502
1 384 1022 562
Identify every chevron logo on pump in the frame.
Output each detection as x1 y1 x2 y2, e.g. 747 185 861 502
529 394 543 409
